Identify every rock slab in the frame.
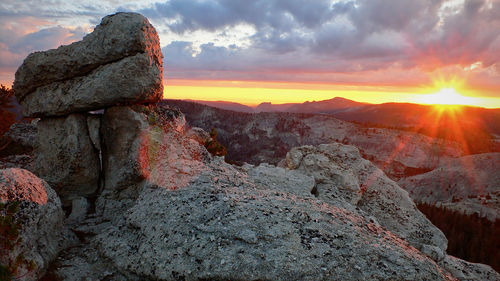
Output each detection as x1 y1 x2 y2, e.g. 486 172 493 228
14 12 162 100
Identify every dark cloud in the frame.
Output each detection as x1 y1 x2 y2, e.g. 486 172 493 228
143 0 334 33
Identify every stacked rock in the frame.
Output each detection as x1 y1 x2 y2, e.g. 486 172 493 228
13 12 164 206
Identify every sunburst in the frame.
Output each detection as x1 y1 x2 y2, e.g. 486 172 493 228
417 88 475 107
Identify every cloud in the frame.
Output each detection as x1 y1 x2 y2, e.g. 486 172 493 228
0 16 88 81
153 0 500 94
0 0 499 96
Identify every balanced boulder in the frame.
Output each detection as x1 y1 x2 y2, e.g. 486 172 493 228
14 12 163 117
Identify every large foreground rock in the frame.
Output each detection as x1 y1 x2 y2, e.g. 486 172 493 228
14 12 162 100
50 118 499 280
0 168 75 281
34 114 100 206
399 153 500 221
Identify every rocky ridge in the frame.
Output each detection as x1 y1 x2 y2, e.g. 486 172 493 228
49 121 499 280
3 12 499 281
163 100 464 180
399 153 500 221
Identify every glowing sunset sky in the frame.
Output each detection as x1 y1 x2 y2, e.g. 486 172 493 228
1 0 500 107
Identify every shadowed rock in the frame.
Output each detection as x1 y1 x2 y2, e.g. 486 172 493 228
34 114 100 206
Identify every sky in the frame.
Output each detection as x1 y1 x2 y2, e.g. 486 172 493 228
1 0 500 107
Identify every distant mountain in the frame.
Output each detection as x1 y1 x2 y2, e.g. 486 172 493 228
163 99 463 180
255 97 366 113
183 99 255 113
179 97 500 154
327 103 500 154
180 97 366 114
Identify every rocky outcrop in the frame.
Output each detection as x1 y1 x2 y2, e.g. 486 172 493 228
0 123 37 157
0 123 37 170
12 12 164 206
14 13 163 117
284 143 448 258
399 153 500 221
49 124 499 280
9 12 499 281
163 100 464 180
34 114 100 206
101 105 204 191
0 168 76 281
14 12 162 102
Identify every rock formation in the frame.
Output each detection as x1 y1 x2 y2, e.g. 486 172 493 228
12 12 163 206
163 100 464 180
0 168 76 281
283 144 448 257
34 114 100 205
399 153 500 221
14 12 163 115
7 12 500 281
50 123 499 280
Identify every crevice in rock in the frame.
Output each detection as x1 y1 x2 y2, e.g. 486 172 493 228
85 113 104 215
311 184 319 197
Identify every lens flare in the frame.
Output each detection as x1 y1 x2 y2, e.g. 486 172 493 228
417 88 477 107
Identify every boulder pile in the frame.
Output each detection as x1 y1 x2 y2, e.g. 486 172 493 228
13 12 164 206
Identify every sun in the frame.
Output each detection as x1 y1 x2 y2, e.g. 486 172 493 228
417 88 476 107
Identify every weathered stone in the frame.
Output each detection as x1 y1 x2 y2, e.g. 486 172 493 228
34 114 100 206
440 255 500 281
20 53 162 117
399 153 500 221
14 12 162 100
49 115 499 280
285 143 449 254
0 168 76 281
66 196 90 225
101 105 204 191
